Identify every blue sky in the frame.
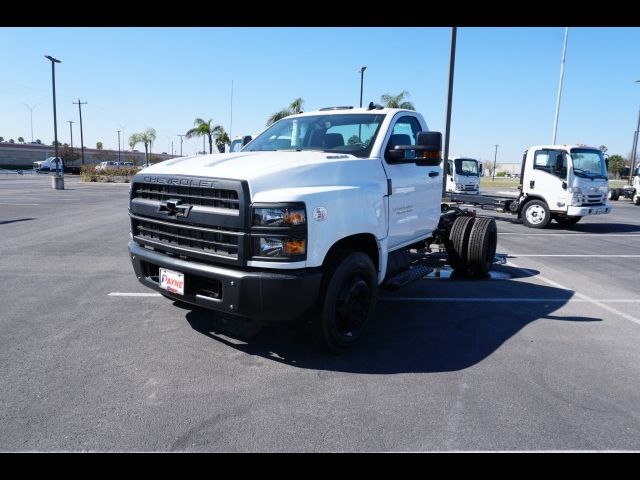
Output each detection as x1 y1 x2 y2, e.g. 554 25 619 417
1 27 639 163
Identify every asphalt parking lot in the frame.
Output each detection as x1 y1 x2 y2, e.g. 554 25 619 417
1 175 639 452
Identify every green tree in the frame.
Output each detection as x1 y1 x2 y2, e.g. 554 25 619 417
380 90 415 110
266 97 304 126
185 118 223 154
18 136 25 143
608 154 625 179
96 142 103 150
35 139 42 144
599 145 608 153
129 128 157 167
9 138 15 143
214 127 230 153
0 137 4 142
60 144 80 163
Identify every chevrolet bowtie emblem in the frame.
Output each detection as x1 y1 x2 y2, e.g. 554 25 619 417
158 198 192 217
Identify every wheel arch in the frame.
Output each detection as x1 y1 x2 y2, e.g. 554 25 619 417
517 194 547 218
322 233 380 276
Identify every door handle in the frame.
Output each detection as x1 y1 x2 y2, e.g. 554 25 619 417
428 171 439 178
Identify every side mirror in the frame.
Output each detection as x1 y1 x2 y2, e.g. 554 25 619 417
415 131 442 167
479 163 483 175
387 149 405 161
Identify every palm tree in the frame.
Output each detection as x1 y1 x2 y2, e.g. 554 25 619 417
380 90 415 110
185 118 223 154
214 127 230 153
129 128 157 167
266 97 305 126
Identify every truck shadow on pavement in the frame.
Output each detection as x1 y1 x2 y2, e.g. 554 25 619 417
185 266 601 374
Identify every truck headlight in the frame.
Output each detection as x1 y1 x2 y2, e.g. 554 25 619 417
568 187 582 194
253 236 306 257
253 205 306 227
570 194 582 206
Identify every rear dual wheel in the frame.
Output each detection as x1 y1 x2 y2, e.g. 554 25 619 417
447 215 497 277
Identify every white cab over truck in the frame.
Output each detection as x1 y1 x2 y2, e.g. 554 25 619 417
608 166 640 205
128 106 497 351
447 145 612 228
445 157 481 193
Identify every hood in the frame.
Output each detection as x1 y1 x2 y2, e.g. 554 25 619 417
136 151 378 199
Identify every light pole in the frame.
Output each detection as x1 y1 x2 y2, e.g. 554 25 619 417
359 66 367 108
44 55 61 179
629 80 640 186
117 130 121 162
492 144 499 181
177 134 185 157
442 27 457 197
73 99 87 165
23 103 40 143
67 120 74 148
552 27 569 145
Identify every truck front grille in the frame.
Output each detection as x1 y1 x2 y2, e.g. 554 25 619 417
583 194 605 206
131 214 240 260
129 175 249 265
134 183 239 210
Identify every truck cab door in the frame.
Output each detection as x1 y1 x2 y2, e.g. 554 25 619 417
524 148 567 210
383 114 441 250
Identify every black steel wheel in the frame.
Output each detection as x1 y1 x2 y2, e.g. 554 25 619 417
316 251 378 353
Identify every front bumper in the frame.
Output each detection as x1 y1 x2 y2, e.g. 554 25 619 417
129 241 321 322
567 205 612 216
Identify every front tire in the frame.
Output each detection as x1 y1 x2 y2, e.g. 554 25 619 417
522 200 551 229
315 251 378 353
634 192 640 206
608 189 619 201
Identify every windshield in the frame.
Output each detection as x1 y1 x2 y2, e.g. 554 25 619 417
245 114 385 158
570 148 607 179
454 158 479 176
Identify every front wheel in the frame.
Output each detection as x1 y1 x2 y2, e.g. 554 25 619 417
522 200 551 229
634 192 640 206
315 251 378 353
555 216 582 226
608 189 619 201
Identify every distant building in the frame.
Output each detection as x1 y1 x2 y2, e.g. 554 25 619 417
0 142 171 168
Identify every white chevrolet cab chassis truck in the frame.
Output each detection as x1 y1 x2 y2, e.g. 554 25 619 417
447 145 612 228
128 106 497 351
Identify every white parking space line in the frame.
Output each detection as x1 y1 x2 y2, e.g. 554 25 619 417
380 297 640 303
500 233 640 237
508 254 640 258
108 292 162 297
0 203 40 206
507 260 640 327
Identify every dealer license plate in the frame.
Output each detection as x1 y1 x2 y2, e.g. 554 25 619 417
159 268 185 296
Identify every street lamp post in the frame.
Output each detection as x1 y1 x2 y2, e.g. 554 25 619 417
552 27 569 145
359 66 367 108
629 80 640 186
67 120 74 149
44 55 63 188
117 130 121 162
492 144 499 181
23 103 40 143
177 134 185 157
